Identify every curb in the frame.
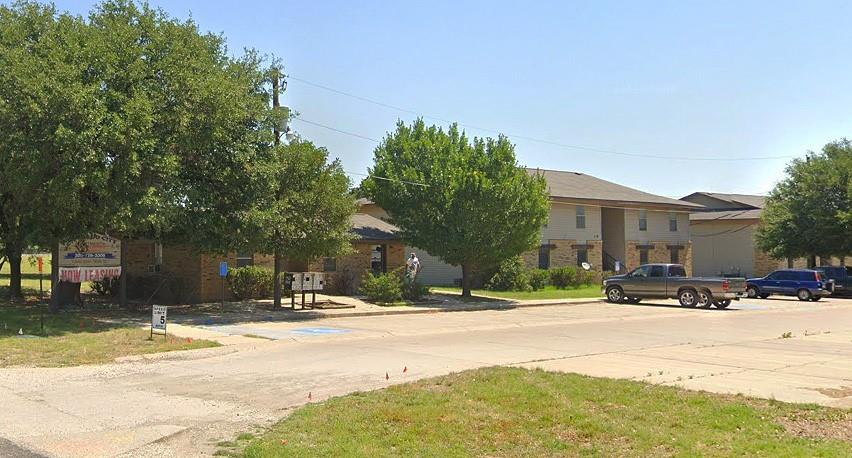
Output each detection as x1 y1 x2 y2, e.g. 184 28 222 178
170 298 604 326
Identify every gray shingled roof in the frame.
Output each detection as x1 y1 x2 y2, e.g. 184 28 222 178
697 192 766 209
689 209 763 221
350 213 399 241
526 168 702 209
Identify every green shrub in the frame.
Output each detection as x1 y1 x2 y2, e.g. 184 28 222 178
486 257 531 292
549 266 576 288
402 279 430 301
528 269 549 290
228 266 274 300
571 268 595 288
91 277 120 296
360 271 403 303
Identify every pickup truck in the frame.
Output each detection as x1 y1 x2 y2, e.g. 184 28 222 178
603 263 746 308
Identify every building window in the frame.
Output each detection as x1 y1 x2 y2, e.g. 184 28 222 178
670 248 679 264
639 249 649 265
575 205 585 229
639 210 647 231
323 257 337 272
576 248 588 267
236 251 253 267
538 245 550 269
669 213 678 232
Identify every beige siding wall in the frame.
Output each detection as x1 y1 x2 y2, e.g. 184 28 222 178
625 209 691 244
541 202 602 243
601 207 626 262
691 220 757 277
405 246 461 286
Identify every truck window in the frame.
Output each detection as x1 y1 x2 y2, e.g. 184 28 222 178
650 266 665 277
631 266 651 278
668 265 687 277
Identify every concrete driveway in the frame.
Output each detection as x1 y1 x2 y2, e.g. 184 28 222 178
1 296 851 457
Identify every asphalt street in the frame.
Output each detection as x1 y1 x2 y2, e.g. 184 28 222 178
1 296 850 457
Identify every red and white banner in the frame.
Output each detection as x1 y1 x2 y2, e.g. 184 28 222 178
59 267 122 283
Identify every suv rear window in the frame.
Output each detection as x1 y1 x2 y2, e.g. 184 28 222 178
668 265 686 277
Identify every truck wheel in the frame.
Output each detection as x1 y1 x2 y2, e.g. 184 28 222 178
697 291 712 307
714 299 731 309
746 285 760 298
606 286 625 303
796 289 812 301
678 289 698 308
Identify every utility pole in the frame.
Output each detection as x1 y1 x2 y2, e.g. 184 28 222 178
272 68 282 308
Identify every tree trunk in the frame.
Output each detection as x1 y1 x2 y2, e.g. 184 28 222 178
461 263 472 297
119 238 128 309
273 248 281 307
6 247 22 299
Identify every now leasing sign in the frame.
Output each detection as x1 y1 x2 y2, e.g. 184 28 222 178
59 266 122 283
58 234 122 283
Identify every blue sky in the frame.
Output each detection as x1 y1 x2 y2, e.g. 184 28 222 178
56 0 852 198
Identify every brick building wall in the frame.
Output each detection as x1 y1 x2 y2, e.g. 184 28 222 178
522 239 604 271
309 241 406 294
124 240 204 303
625 240 693 276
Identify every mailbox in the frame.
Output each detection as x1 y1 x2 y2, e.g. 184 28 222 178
311 272 324 291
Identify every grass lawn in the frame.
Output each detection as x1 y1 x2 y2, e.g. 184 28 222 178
433 284 602 300
0 305 218 367
0 254 52 291
232 367 851 457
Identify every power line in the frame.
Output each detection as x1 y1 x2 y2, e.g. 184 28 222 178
287 75 798 162
292 117 379 143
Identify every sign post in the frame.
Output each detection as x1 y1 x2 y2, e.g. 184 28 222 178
151 304 167 340
219 261 228 312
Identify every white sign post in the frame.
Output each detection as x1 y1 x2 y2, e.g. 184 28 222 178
151 305 167 340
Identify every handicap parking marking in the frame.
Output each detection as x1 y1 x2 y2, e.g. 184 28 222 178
289 327 352 335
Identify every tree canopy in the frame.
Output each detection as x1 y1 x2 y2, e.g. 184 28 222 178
756 139 852 261
243 140 356 264
363 119 550 296
0 1 360 307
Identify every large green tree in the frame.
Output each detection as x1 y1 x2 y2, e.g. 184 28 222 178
242 140 356 299
0 0 278 304
363 120 550 296
756 139 852 262
0 2 106 299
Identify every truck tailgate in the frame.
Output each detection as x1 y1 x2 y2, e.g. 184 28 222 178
725 278 747 292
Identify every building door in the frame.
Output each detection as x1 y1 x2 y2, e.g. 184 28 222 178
371 244 387 274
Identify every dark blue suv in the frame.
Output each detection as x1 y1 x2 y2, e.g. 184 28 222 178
746 269 833 301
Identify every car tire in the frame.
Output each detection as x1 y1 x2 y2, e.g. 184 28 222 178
746 285 760 298
678 289 698 308
606 286 625 303
697 291 712 307
714 299 731 309
797 289 812 301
